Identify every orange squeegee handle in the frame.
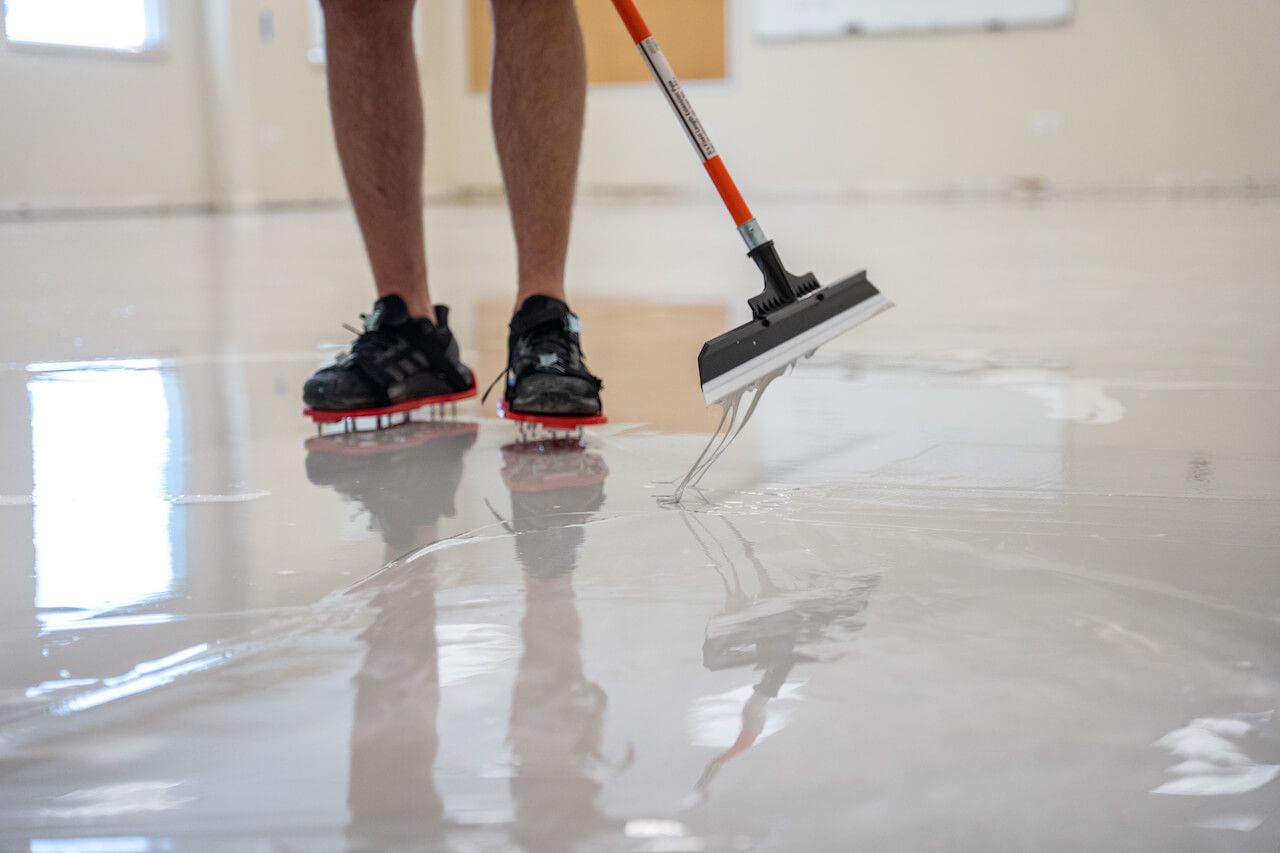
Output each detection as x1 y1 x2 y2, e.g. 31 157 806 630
610 0 766 248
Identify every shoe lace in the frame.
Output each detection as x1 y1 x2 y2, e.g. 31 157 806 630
524 324 579 373
343 314 398 360
480 366 508 404
480 322 596 404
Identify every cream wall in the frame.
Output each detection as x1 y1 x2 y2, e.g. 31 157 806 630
1 0 1278 214
438 0 1280 195
198 1 346 207
0 1 210 212
0 0 355 213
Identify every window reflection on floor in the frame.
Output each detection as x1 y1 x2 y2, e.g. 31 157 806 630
27 363 183 630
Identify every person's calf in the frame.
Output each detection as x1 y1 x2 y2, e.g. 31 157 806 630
490 0 585 320
322 0 433 320
320 0 416 28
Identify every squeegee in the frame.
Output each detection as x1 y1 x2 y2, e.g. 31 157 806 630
611 0 892 405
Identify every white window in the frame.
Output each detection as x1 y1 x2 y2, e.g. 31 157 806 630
754 0 1072 40
2 0 165 53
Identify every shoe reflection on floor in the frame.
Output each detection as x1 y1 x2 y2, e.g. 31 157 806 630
305 420 479 562
306 427 616 850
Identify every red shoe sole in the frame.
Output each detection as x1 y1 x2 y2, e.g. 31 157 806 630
496 399 608 429
303 382 478 424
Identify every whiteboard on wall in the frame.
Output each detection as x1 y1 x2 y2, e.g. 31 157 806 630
754 0 1073 41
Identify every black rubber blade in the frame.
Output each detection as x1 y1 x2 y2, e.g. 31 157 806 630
698 270 890 404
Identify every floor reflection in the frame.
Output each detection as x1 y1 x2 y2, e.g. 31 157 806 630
308 427 618 850
305 422 477 847
27 363 184 629
305 422 889 849
3 364 190 717
501 439 618 852
347 538 448 849
685 514 880 795
305 420 479 558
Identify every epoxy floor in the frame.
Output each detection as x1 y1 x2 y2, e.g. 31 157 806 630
0 197 1278 851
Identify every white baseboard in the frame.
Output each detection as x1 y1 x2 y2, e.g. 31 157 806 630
4 176 1277 221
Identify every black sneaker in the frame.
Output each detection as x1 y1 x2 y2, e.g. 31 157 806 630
303 295 475 416
502 296 603 417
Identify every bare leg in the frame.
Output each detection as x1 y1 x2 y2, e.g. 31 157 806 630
321 0 433 321
489 0 587 311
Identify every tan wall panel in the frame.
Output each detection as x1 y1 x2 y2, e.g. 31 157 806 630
476 298 727 432
468 0 726 91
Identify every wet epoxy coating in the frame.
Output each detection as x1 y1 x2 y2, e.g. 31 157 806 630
1 198 1278 850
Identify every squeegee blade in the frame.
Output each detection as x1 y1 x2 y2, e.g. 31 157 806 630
698 272 892 405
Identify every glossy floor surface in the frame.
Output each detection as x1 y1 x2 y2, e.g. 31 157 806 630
1 197 1278 851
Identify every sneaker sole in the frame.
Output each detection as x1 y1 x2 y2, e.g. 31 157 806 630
304 381 478 424
496 399 608 429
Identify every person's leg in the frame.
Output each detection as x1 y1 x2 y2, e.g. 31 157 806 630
321 0 432 321
304 0 475 417
486 0 601 418
489 0 587 310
